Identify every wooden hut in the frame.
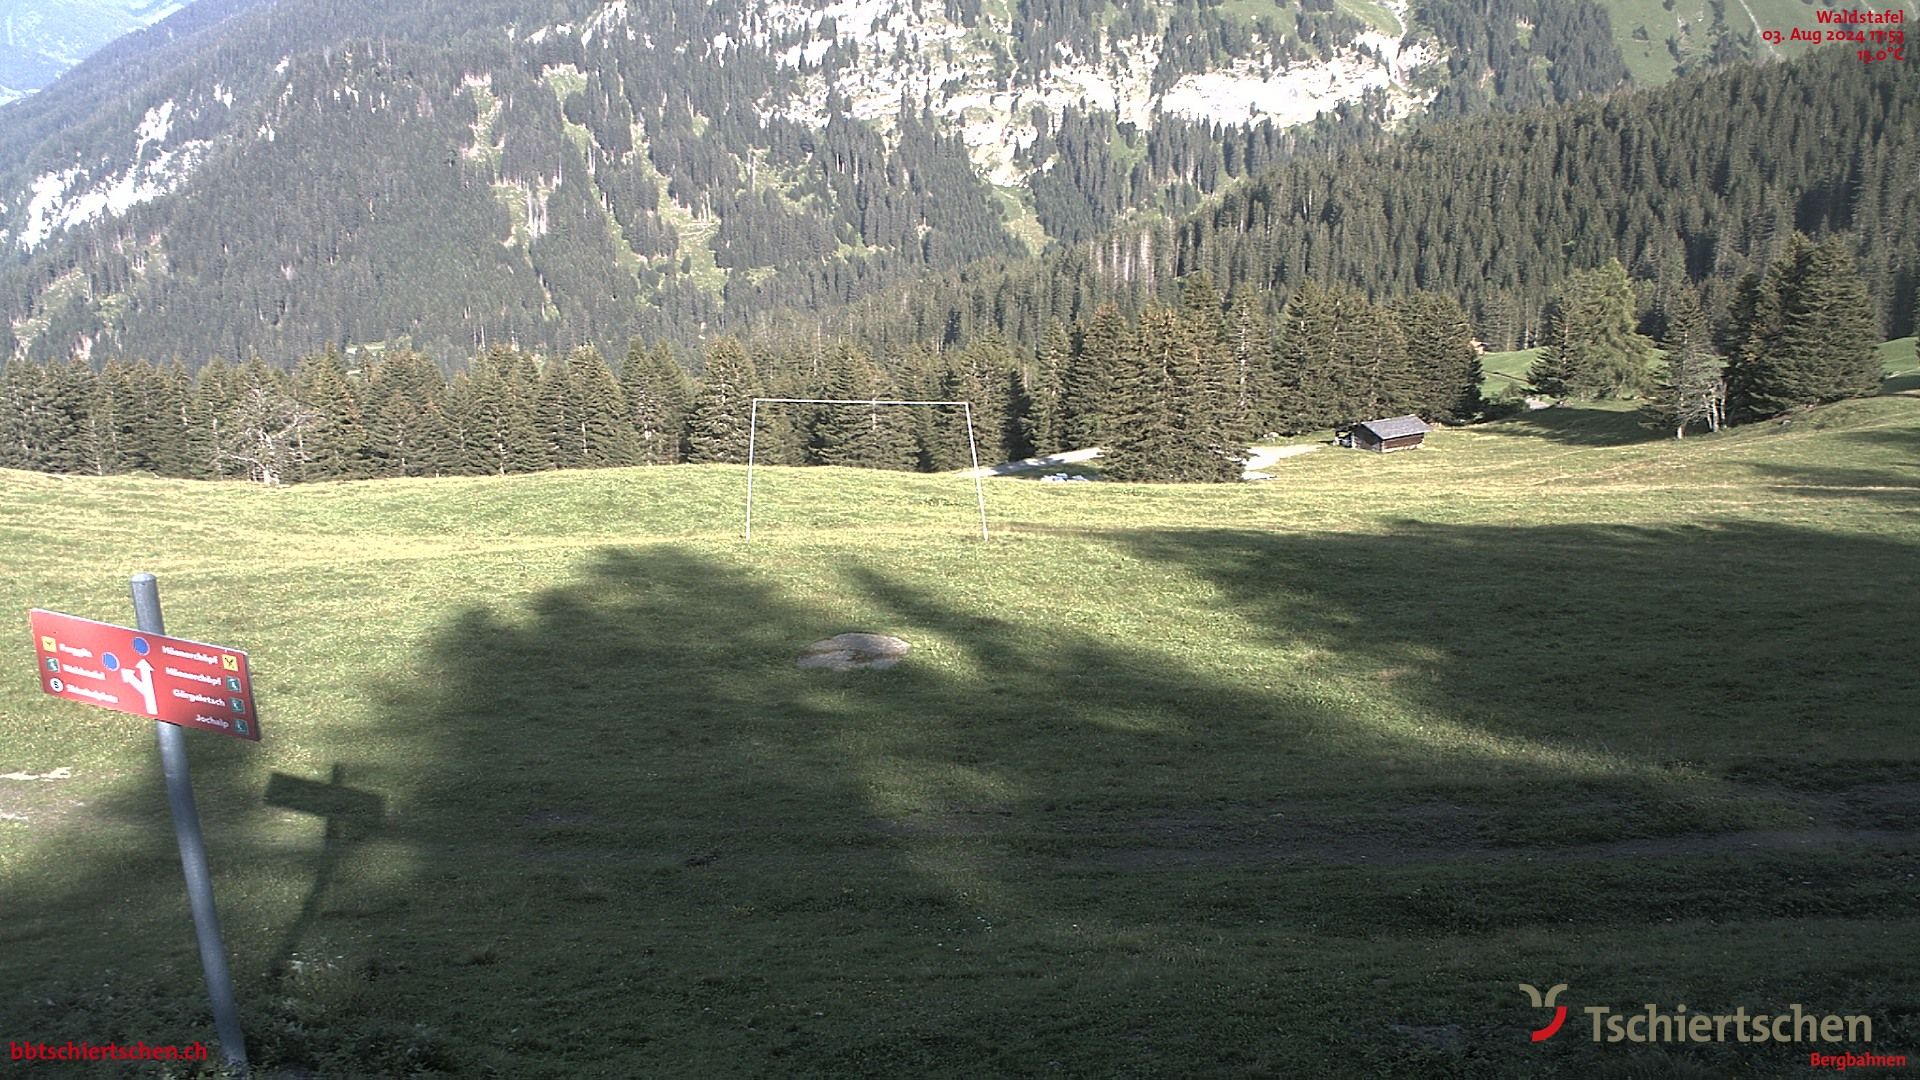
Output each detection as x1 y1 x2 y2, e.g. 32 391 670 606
1347 415 1432 452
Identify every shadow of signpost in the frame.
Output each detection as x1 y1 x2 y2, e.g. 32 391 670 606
262 766 385 979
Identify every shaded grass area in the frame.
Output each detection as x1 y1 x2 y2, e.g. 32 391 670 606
2 398 1918 1077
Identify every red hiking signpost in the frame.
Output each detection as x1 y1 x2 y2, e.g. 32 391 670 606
24 575 253 1072
30 608 260 741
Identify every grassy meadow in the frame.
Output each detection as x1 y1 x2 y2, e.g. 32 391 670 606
2 389 1918 1077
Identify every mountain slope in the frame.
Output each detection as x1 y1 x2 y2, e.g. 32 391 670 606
0 0 1649 365
0 0 200 104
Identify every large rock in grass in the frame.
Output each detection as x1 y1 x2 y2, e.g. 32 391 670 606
798 633 910 671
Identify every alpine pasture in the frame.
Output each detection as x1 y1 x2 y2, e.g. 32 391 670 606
2 392 1917 1077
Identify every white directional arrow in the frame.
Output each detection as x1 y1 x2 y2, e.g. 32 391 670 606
121 658 158 715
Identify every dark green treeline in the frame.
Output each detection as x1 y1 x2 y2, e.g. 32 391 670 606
1 274 1485 484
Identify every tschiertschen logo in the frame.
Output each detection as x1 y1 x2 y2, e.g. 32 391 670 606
1520 983 1569 1042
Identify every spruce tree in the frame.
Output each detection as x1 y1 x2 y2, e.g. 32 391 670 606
1272 281 1338 432
957 333 1020 464
1105 307 1241 483
686 337 761 464
294 349 373 481
463 349 547 475
86 361 133 476
621 342 692 465
1022 324 1071 456
1392 291 1482 422
185 359 235 480
536 351 585 470
1223 284 1273 438
568 346 641 468
1064 305 1127 449
364 349 452 477
1529 259 1656 399
121 361 190 477
1645 287 1725 437
813 347 916 470
1731 233 1881 420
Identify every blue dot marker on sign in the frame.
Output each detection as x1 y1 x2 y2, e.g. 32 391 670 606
103 652 120 672
132 637 151 655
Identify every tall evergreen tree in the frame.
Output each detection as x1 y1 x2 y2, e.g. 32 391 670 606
85 361 133 476
536 351 586 470
0 360 92 473
567 345 641 468
621 341 692 466
1529 259 1656 399
1064 304 1128 448
185 358 236 480
462 348 548 475
686 337 761 464
1222 284 1273 438
1728 233 1881 420
812 347 916 470
294 348 373 481
1105 306 1242 483
1392 291 1483 422
364 349 452 477
1645 287 1725 437
1022 324 1071 457
957 333 1021 464
122 361 192 476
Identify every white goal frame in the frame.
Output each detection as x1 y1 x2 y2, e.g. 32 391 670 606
744 398 990 541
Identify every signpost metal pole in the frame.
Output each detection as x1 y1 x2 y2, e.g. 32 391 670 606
744 399 760 541
130 573 248 1073
962 403 989 541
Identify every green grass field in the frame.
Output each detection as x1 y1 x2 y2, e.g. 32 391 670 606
3 392 1918 1077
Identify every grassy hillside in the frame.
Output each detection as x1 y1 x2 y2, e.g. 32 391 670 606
3 396 1918 1076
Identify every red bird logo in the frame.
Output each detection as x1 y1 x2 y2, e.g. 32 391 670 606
1519 983 1568 1042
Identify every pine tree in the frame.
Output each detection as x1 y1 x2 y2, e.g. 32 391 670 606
1391 291 1482 422
364 349 452 477
1064 305 1127 448
812 347 916 470
185 359 235 480
1644 287 1725 437
1222 284 1273 437
957 333 1020 464
1272 280 1338 432
568 345 641 468
1530 259 1656 399
1731 233 1881 420
536 351 585 470
294 348 373 481
86 360 133 476
1105 306 1242 483
124 361 192 476
463 348 548 475
1344 299 1416 419
621 342 692 465
1022 324 1071 456
11 360 93 473
686 337 761 464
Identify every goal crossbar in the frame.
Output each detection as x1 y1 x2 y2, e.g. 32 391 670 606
744 398 989 542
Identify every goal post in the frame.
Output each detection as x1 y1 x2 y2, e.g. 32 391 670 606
744 398 989 542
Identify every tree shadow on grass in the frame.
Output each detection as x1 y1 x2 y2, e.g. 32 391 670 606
1492 404 1665 447
4 523 1919 1077
1740 463 1920 504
